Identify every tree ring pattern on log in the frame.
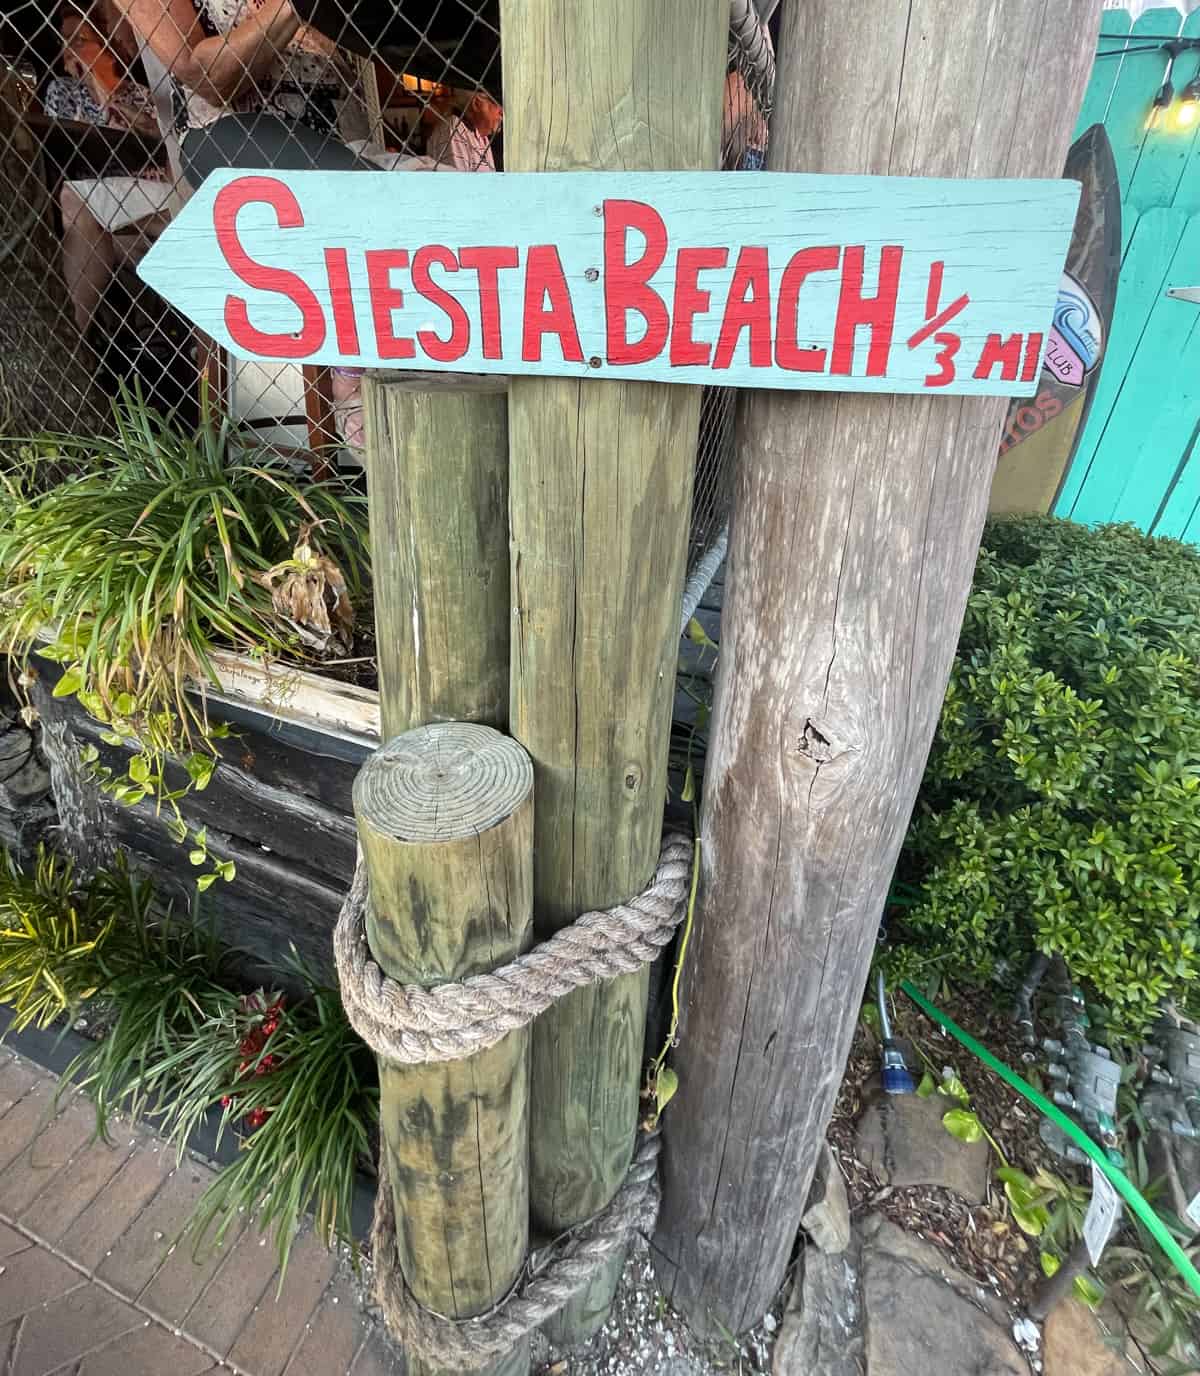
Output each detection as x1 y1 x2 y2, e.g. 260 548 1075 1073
353 722 534 844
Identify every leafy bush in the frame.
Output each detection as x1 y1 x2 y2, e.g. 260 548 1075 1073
0 389 368 885
186 975 377 1267
62 897 377 1269
889 517 1200 1037
0 847 132 1031
0 845 379 1271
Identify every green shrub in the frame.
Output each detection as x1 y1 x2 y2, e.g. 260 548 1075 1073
0 389 368 887
0 843 378 1272
0 847 132 1031
889 517 1200 1037
63 898 377 1270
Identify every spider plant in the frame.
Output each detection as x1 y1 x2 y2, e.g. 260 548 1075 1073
64 916 377 1271
185 963 379 1270
0 387 368 883
61 889 231 1144
0 846 120 1032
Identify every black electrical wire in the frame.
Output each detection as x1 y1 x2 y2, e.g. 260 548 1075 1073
1099 31 1200 45
1097 40 1200 58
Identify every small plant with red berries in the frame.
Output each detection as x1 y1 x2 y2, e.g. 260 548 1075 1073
61 900 378 1274
220 990 287 1133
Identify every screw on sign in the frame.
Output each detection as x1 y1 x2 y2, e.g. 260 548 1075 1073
139 169 1080 398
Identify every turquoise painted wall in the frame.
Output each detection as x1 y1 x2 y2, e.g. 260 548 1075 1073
1056 6 1200 537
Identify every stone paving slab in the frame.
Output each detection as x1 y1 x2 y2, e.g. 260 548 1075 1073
0 1048 401 1376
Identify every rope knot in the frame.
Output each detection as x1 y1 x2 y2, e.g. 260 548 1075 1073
333 834 694 1065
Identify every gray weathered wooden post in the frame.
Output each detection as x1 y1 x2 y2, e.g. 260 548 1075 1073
362 373 509 740
499 0 728 1345
652 0 1105 1336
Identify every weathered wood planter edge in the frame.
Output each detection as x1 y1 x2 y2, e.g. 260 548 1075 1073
29 644 383 985
203 648 381 753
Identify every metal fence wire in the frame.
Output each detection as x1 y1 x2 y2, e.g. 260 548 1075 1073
0 0 774 575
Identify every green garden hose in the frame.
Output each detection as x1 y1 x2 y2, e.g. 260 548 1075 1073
899 980 1200 1299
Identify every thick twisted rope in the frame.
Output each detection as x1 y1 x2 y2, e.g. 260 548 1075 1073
373 1132 662 1369
334 834 693 1064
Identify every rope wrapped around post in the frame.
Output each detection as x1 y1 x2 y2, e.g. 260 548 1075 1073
333 833 694 1064
332 832 694 1367
372 1132 662 1368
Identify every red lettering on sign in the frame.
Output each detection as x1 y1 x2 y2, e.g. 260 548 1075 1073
776 245 838 372
214 176 325 359
459 246 519 359
974 332 1024 381
365 249 415 360
603 200 669 366
412 245 469 363
323 248 360 357
925 334 961 387
670 247 728 367
831 245 902 377
522 244 584 364
998 390 1064 455
713 246 772 369
1021 332 1044 383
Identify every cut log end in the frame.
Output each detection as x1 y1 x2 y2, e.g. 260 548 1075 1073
354 721 533 844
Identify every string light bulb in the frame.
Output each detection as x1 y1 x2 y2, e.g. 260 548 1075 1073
1178 73 1200 129
1147 46 1179 131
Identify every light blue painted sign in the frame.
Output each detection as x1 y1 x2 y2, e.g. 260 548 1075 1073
138 169 1080 396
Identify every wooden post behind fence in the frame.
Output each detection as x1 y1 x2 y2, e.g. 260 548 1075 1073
362 373 510 742
354 723 533 1376
500 0 728 1345
651 0 1104 1338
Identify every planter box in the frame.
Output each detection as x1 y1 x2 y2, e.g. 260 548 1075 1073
31 653 381 986
25 560 721 989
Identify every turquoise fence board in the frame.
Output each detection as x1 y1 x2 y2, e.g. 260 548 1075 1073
1100 9 1184 244
1058 206 1189 517
138 168 1076 396
1180 482 1200 543
1078 214 1200 528
1150 423 1200 538
1170 11 1200 214
1052 12 1200 543
1075 9 1133 136
1172 124 1200 215
1127 54 1200 212
1144 314 1200 538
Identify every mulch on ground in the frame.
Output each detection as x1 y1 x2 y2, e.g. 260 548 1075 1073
828 984 1081 1311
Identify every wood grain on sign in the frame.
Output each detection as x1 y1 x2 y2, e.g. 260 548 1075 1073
138 170 1078 397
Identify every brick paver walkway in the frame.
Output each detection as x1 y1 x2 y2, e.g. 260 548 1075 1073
0 1049 402 1376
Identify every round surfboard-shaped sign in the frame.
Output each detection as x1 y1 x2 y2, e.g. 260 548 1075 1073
1044 271 1104 388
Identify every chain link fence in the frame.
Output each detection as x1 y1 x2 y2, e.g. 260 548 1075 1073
0 0 773 574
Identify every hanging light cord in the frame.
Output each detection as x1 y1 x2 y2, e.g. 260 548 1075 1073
1096 36 1200 58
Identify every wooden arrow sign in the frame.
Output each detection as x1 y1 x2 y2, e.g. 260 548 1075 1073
138 169 1079 396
